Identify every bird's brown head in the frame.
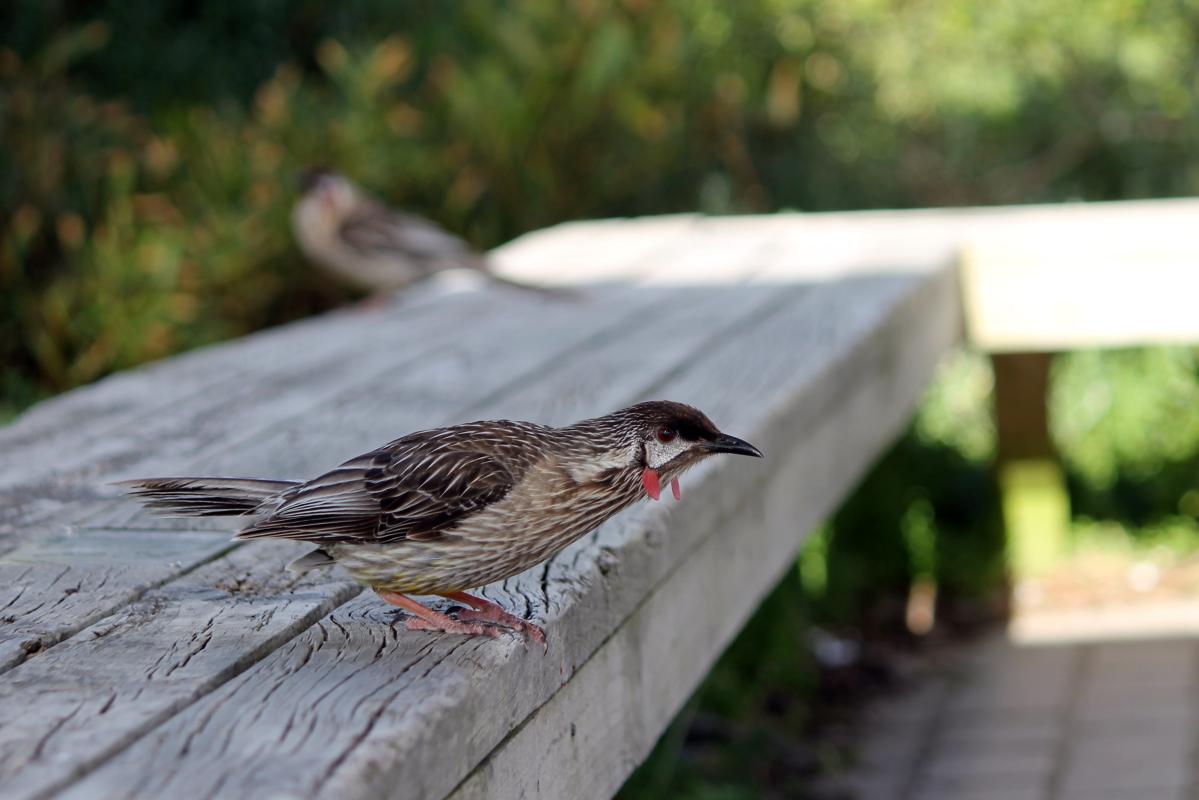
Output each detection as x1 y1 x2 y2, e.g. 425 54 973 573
296 167 358 218
612 401 763 474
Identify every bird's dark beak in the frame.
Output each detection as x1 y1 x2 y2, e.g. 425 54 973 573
705 433 763 459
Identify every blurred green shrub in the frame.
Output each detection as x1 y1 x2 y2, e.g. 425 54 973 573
1052 347 1199 528
7 0 1199 418
803 350 1005 630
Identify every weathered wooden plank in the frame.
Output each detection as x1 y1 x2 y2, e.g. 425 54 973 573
0 292 523 665
702 198 1199 351
0 210 972 800
0 293 493 501
950 197 1199 353
64 262 957 800
311 265 963 800
0 530 234 671
961 245 1199 350
450 265 962 800
0 540 361 800
0 228 774 796
0 293 490 562
50 270 789 800
0 297 448 486
0 493 101 545
0 282 695 674
5 254 724 631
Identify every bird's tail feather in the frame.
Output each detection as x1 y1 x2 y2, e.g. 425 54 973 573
114 477 300 517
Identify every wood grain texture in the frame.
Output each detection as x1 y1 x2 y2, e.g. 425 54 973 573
450 265 962 800
0 209 972 800
54 255 780 800
0 211 688 476
0 540 361 799
1 226 766 798
0 216 719 672
64 263 958 800
0 296 450 490
0 280 700 676
0 529 234 672
0 290 518 670
0 293 486 550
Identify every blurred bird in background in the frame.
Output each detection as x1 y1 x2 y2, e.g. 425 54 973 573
118 400 763 645
292 169 563 297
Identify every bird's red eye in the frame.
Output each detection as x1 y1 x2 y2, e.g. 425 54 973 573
656 426 677 444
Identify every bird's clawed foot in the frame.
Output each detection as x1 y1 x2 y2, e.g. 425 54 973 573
445 592 547 650
404 615 501 638
376 589 545 648
377 589 499 639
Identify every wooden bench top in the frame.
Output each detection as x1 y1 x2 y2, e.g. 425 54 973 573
0 212 962 799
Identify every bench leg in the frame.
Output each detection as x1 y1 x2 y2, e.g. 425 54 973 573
992 352 1070 575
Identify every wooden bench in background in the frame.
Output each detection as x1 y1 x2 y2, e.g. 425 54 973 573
0 198 1193 799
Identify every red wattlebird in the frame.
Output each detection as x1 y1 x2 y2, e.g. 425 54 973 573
118 401 763 645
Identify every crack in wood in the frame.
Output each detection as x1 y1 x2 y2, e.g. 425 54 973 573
315 638 458 793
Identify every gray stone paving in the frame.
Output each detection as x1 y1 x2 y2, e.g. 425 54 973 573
821 629 1199 800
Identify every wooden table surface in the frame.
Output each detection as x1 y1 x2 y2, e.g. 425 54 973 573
0 212 961 799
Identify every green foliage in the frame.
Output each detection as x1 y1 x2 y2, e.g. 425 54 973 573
811 431 1005 628
0 24 347 408
7 0 1199 410
800 351 1004 631
1052 347 1199 525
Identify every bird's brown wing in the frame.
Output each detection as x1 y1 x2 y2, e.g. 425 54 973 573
368 445 521 543
235 423 544 545
338 203 482 268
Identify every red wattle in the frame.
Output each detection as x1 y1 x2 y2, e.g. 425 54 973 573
671 478 681 501
641 467 661 501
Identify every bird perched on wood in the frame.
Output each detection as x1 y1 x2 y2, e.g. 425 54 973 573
118 401 762 645
292 168 560 296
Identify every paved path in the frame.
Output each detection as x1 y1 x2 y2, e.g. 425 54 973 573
824 601 1199 800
